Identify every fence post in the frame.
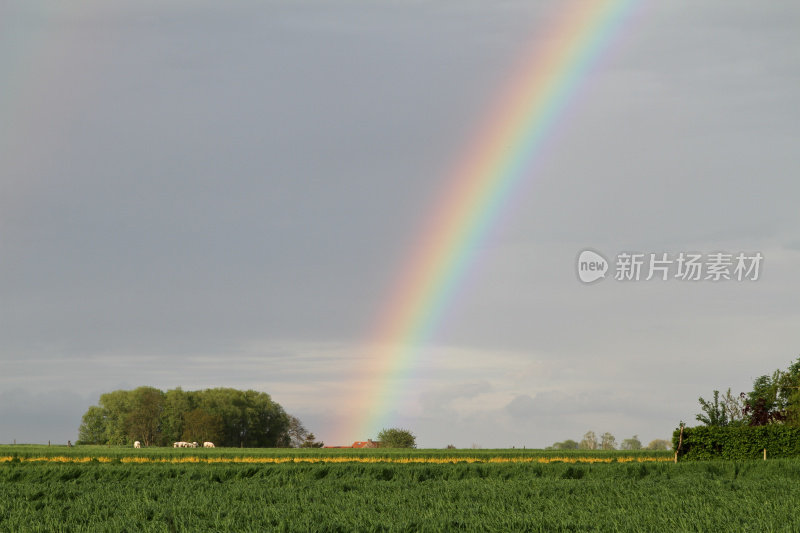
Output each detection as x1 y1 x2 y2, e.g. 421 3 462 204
674 424 685 463
763 448 767 461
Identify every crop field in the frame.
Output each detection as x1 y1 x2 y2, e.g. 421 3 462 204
2 446 800 532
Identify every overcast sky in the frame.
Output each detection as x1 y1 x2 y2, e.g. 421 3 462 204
2 0 799 448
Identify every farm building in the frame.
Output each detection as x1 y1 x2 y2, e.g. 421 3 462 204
324 439 380 449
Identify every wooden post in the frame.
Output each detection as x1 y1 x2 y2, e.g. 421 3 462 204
763 448 767 461
674 424 685 463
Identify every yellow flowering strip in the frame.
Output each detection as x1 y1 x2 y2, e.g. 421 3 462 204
1 455 673 465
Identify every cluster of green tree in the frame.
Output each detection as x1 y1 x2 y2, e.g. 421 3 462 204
695 357 800 427
77 386 321 448
376 428 416 448
548 432 670 451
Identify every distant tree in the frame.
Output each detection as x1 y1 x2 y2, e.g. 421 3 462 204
377 428 416 449
552 439 579 450
579 431 598 450
620 435 642 451
286 415 309 448
77 387 294 447
600 432 617 450
646 439 671 450
299 433 324 448
446 444 457 450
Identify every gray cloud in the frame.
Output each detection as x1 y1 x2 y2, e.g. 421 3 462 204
1 0 799 447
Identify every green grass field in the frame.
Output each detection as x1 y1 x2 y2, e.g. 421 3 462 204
2 445 798 532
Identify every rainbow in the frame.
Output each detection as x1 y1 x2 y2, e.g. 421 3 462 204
344 0 640 443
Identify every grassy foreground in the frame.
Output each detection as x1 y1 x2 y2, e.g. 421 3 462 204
2 446 799 532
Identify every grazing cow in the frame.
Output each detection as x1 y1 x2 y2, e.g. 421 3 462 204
203 442 215 448
191 442 198 448
174 441 191 448
134 441 141 449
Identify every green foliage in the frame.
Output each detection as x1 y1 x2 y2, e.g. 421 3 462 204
620 436 642 451
125 387 165 446
299 433 324 448
697 390 728 426
77 406 106 445
646 439 671 451
600 432 616 450
376 428 416 448
550 439 579 450
78 387 292 448
579 431 598 450
745 371 786 425
182 408 224 444
695 357 800 428
673 425 800 460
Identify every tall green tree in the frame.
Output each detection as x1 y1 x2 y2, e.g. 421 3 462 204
77 406 106 445
161 388 191 445
98 390 134 445
125 387 164 447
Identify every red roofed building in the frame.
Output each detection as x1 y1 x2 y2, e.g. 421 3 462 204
352 440 379 448
324 439 380 449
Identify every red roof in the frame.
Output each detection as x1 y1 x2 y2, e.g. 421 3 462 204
324 439 379 449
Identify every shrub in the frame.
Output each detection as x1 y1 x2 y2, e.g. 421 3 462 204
674 425 800 460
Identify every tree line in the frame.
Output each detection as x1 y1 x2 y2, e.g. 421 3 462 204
694 356 800 427
78 386 320 448
548 432 670 451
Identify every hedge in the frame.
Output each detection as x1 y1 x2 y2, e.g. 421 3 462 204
673 425 800 460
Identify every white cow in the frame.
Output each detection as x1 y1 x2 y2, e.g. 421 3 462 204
203 442 215 448
133 441 141 449
174 441 191 448
191 442 198 448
